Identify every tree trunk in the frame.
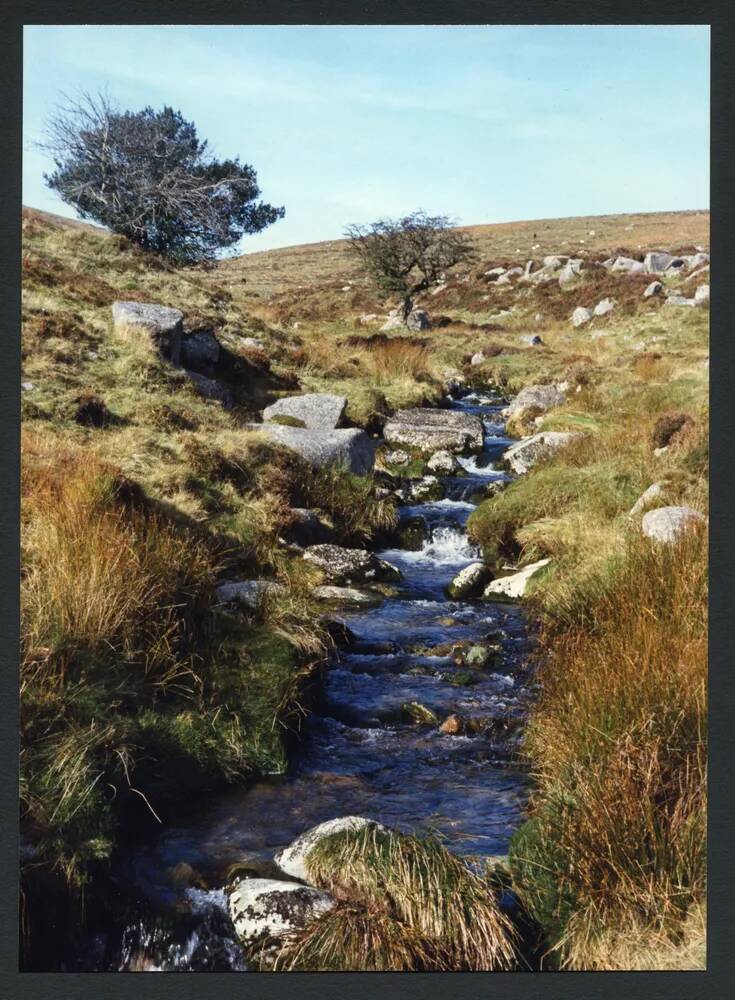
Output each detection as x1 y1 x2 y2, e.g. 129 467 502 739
401 295 413 323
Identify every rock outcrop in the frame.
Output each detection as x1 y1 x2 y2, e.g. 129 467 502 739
641 506 706 543
507 384 566 420
383 408 484 454
111 301 184 363
247 424 375 475
446 562 492 600
215 579 286 609
263 393 347 431
502 431 583 474
303 544 401 584
275 816 385 882
483 558 551 600
228 878 334 947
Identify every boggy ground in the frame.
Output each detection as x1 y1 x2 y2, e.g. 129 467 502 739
20 206 707 970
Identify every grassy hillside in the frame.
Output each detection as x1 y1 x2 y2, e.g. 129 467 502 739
214 209 709 299
21 204 708 970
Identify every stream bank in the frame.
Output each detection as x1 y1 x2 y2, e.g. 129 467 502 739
37 386 539 972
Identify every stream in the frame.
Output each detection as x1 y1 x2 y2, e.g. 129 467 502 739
72 387 535 971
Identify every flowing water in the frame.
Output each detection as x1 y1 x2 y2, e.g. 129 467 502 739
72 388 535 971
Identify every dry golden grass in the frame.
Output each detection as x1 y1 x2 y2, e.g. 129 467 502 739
510 526 707 969
272 826 518 971
21 429 217 690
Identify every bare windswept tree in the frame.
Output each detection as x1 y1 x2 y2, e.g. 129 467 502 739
345 210 476 321
40 92 284 265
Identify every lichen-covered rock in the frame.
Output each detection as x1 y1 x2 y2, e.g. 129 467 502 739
228 878 334 947
303 544 401 584
384 448 411 466
503 431 583 475
311 585 383 607
427 450 460 475
215 579 286 609
408 476 444 503
247 424 374 475
263 393 347 431
571 306 592 328
694 284 710 306
275 817 385 882
483 558 551 601
446 562 492 600
383 408 484 454
507 384 566 420
641 506 706 543
112 301 184 363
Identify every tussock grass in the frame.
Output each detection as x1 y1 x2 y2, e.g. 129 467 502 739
275 826 518 971
509 527 707 969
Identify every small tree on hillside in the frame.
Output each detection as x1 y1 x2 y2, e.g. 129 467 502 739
41 92 284 265
345 211 476 321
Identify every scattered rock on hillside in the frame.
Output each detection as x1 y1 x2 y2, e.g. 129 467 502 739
483 558 551 600
427 450 460 475
263 392 347 431
380 315 404 332
406 309 431 331
185 371 234 409
643 281 663 298
384 408 484 454
275 816 386 882
686 265 710 283
641 506 706 543
571 306 592 328
593 298 615 317
520 334 544 346
507 384 566 420
609 256 644 274
181 329 220 370
447 562 492 600
628 482 664 516
694 284 710 306
248 424 375 475
643 251 674 274
664 295 695 307
503 431 583 474
215 579 286 609
471 350 487 366
359 313 378 324
688 252 710 269
228 878 335 948
303 544 401 584
111 301 184 363
558 260 581 287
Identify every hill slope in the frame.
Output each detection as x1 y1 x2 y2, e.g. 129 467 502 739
20 204 708 971
214 209 709 298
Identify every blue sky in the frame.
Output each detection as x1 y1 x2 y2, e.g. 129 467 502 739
23 25 710 253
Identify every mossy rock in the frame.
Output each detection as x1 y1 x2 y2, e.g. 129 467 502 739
267 414 307 428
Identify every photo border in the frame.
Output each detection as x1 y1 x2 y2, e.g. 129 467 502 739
2 3 731 998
